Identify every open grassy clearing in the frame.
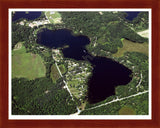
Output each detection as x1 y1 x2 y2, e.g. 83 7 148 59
67 80 81 98
59 64 66 74
12 43 46 80
79 101 87 110
68 87 80 98
68 80 80 87
112 39 148 58
42 50 51 57
45 11 62 24
118 106 136 115
50 64 61 83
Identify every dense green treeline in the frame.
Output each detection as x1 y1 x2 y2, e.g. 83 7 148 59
12 22 33 49
12 77 77 115
80 92 148 115
122 52 148 89
131 12 149 31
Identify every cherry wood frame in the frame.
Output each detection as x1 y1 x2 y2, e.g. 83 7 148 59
0 0 160 128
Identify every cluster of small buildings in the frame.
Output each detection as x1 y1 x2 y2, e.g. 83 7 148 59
28 20 50 28
52 48 92 99
52 49 63 62
18 19 50 28
64 59 92 98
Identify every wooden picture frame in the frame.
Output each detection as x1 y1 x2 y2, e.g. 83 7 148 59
0 0 160 127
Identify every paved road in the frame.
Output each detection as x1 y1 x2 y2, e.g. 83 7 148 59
53 54 82 113
53 55 74 100
136 73 143 91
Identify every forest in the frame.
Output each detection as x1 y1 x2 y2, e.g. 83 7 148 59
131 12 149 31
12 22 33 49
12 77 77 115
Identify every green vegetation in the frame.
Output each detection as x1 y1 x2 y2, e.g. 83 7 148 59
11 12 78 115
69 87 80 98
50 64 61 83
59 64 66 74
12 21 33 49
67 80 81 98
11 11 149 115
131 12 149 31
42 50 51 57
60 11 148 56
12 43 46 80
45 11 62 24
80 92 148 115
12 78 77 115
63 60 92 100
118 106 136 115
113 39 148 57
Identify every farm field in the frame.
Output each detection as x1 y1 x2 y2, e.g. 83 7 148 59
12 42 46 80
112 39 148 58
45 11 62 24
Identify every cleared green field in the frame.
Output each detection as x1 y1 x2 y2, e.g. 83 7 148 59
113 39 148 58
67 80 81 98
59 64 66 74
118 106 136 115
50 64 61 83
68 87 80 98
45 11 62 24
12 43 46 80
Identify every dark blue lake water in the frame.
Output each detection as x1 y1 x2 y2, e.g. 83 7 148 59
37 29 132 104
12 12 41 21
37 29 90 60
125 12 140 21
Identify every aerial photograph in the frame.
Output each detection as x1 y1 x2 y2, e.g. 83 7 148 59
10 9 150 117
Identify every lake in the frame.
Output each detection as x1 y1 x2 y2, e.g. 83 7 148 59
125 12 140 21
12 12 41 21
37 29 132 104
37 28 90 60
